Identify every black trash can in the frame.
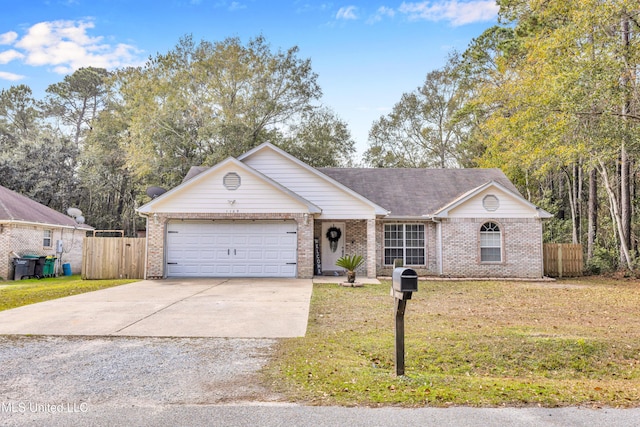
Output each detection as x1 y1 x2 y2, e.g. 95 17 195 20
33 256 47 278
12 258 35 280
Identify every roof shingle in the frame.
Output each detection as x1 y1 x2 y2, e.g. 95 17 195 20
318 168 520 217
0 185 87 227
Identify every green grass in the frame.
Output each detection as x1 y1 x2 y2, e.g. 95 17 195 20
264 278 640 407
0 275 139 311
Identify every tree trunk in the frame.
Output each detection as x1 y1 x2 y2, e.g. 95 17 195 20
598 160 632 270
620 13 632 266
565 166 579 244
587 168 597 261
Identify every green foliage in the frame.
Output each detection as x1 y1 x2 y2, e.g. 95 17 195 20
116 34 323 188
335 254 364 272
585 247 619 275
278 107 356 167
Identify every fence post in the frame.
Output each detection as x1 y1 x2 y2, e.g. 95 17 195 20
558 244 563 278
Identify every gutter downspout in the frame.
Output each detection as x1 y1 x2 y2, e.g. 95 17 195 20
423 215 443 276
434 218 443 276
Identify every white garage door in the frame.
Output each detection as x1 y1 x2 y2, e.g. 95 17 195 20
166 221 297 277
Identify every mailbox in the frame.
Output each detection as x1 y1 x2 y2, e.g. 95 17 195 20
392 267 418 293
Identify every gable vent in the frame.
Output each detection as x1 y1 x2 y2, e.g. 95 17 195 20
223 172 241 190
482 194 500 212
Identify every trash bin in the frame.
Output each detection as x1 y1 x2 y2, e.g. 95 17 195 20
62 263 72 276
32 256 47 278
12 258 35 280
44 256 56 277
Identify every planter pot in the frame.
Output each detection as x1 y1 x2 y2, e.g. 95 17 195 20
347 271 356 283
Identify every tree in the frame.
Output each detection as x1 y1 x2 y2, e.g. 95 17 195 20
0 85 42 190
115 35 322 188
471 0 640 269
278 107 356 167
79 102 141 234
364 55 467 168
44 67 110 149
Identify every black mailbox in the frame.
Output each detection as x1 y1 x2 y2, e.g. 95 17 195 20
392 267 418 293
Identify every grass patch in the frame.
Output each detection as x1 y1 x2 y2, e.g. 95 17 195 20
0 275 139 311
264 278 640 407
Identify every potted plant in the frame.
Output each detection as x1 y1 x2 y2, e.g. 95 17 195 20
335 254 365 284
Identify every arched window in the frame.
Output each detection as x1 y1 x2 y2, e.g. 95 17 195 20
480 222 501 262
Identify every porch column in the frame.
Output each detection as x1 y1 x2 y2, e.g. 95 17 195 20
366 218 376 278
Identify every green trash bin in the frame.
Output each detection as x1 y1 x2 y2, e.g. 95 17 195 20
44 256 56 277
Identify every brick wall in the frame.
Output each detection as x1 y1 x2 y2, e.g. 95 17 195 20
440 218 543 278
0 223 85 280
144 212 314 279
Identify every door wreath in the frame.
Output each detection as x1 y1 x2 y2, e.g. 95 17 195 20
326 226 342 253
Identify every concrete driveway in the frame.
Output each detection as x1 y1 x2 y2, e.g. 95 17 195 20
0 278 313 338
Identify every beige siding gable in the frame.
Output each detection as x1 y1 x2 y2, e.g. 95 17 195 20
241 146 378 219
447 187 538 218
145 162 311 214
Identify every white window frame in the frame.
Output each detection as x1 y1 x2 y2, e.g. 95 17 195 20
384 223 426 266
480 221 502 263
43 230 52 248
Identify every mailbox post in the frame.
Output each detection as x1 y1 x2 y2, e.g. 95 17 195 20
391 268 418 376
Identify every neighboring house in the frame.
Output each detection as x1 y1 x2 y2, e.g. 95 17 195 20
0 185 92 280
137 143 552 280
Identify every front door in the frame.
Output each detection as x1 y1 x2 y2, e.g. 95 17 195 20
321 222 345 274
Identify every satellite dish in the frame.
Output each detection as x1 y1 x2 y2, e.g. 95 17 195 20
75 215 85 224
67 207 83 218
146 186 167 199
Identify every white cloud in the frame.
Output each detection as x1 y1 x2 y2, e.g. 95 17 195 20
398 0 499 26
6 19 141 74
0 31 18 45
0 71 25 81
228 1 246 11
367 6 396 24
0 49 24 64
336 5 358 20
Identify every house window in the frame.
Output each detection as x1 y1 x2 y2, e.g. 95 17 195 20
480 222 501 262
384 224 425 266
43 230 52 247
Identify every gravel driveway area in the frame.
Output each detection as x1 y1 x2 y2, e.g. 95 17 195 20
0 335 283 425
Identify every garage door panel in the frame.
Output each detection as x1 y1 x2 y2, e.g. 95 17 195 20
166 221 297 278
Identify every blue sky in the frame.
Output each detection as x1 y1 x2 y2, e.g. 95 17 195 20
0 0 499 156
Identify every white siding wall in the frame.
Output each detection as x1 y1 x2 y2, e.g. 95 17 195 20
447 187 538 219
150 163 309 214
243 149 375 219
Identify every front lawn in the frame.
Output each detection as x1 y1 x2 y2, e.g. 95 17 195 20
0 275 139 311
265 277 640 407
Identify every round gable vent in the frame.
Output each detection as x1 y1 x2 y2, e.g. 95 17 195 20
483 194 500 212
223 172 241 190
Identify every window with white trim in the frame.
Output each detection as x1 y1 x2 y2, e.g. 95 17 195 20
43 230 52 247
480 222 501 262
384 223 425 265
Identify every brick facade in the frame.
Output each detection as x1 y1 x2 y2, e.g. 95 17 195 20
144 212 314 279
440 218 543 278
1 223 85 280
144 215 544 280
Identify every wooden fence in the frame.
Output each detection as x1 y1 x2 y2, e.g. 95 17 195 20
543 243 583 277
82 237 146 279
